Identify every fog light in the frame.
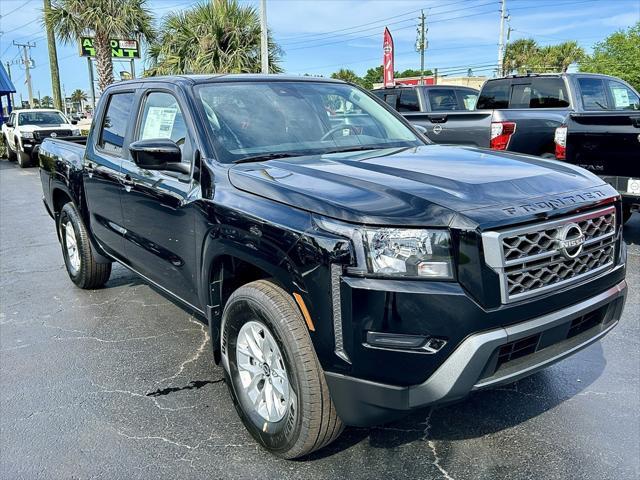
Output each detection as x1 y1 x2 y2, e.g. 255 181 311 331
366 332 446 353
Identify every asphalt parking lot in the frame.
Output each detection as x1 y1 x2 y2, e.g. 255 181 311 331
1 159 638 480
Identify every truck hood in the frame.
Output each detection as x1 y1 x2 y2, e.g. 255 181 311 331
228 145 613 228
20 124 75 132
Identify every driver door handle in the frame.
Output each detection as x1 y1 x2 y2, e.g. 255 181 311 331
122 174 134 192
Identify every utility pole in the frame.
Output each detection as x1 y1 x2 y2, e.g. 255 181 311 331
260 0 269 74
62 84 67 115
6 62 15 109
497 0 507 77
416 10 427 85
43 0 62 110
14 41 36 107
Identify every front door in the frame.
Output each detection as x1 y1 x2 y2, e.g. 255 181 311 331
119 90 200 307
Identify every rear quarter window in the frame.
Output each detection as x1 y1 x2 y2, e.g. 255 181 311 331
477 80 510 109
98 92 135 155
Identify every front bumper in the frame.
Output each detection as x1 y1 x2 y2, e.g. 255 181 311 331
325 279 627 426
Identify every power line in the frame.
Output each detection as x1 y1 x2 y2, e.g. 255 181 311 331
286 6 499 52
2 18 39 35
1 0 34 17
280 0 498 46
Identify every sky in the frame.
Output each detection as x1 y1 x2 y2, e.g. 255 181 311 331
0 0 639 105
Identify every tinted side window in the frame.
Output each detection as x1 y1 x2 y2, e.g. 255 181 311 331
99 92 135 154
578 78 610 110
398 89 420 112
477 80 510 109
371 90 385 100
607 80 640 110
428 89 458 111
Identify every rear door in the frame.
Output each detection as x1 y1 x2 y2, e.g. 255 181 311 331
119 87 201 307
567 77 640 177
83 91 135 258
417 88 490 145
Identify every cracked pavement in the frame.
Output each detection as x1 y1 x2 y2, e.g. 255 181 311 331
1 160 639 479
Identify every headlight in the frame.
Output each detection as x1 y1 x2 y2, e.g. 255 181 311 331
21 132 34 139
316 217 454 279
363 228 453 278
72 129 81 136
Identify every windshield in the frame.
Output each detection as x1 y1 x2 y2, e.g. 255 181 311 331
18 111 68 127
196 81 423 163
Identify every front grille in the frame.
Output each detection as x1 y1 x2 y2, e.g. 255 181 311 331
33 129 72 140
482 206 617 303
486 305 610 378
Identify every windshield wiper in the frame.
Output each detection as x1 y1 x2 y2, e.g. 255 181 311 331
233 152 309 164
323 146 383 154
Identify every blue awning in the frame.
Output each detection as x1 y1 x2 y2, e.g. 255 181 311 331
0 62 17 95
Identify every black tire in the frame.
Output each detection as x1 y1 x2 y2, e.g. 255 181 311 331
58 202 112 289
623 205 633 224
222 280 343 459
5 136 16 161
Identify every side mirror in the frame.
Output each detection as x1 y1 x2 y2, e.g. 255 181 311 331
129 138 189 174
5 121 13 128
412 124 428 135
71 119 78 125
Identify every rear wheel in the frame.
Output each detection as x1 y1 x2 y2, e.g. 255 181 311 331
5 136 16 161
58 202 112 289
222 280 343 459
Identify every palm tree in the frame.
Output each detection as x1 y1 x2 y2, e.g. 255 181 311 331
503 39 539 74
146 0 282 76
41 95 54 108
45 0 155 91
548 41 585 72
70 89 88 113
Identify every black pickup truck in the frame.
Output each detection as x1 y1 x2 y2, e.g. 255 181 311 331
381 73 637 160
39 75 628 459
552 76 640 223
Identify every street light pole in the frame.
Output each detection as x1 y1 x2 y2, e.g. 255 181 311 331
260 0 269 74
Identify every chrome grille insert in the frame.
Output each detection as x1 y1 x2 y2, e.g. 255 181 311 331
482 206 617 303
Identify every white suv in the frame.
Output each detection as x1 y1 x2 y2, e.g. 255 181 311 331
2 109 81 167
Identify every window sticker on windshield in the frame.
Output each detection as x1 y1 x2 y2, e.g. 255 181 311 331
141 106 178 139
612 87 630 107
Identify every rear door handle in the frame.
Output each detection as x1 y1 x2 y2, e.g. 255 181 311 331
428 115 448 123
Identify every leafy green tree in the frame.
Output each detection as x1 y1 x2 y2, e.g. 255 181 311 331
580 23 640 90
40 95 54 108
147 0 282 76
46 0 155 91
330 68 364 86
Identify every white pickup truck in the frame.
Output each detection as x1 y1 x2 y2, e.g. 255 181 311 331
2 109 81 167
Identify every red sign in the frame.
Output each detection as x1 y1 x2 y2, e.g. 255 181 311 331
383 28 394 88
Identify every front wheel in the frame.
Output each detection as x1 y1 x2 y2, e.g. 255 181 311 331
16 141 31 168
222 280 343 459
58 202 112 289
